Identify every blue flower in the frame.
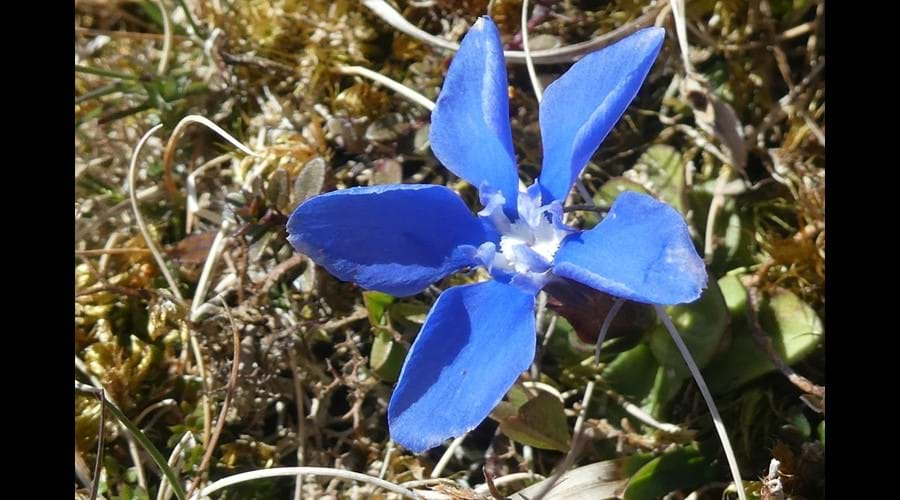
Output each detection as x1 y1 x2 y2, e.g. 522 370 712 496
286 18 706 453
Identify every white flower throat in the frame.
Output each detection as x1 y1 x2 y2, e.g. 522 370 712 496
477 184 574 290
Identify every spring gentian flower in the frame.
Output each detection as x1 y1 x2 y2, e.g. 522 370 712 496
286 18 706 453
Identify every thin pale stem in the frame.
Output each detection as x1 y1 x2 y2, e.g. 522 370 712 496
531 388 592 500
188 218 233 322
128 123 213 450
378 441 394 479
669 0 692 73
521 0 543 103
185 153 232 234
531 292 551 378
605 389 684 434
522 443 534 479
361 0 665 65
430 435 466 478
128 437 149 490
573 380 594 437
188 467 421 500
162 114 258 195
654 305 746 500
157 432 196 500
704 165 734 263
575 180 593 206
473 472 545 494
520 381 564 402
100 233 121 273
595 298 625 362
151 0 172 75
335 65 435 111
129 124 183 301
538 315 559 366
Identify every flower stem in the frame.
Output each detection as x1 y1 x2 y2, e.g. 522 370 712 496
189 467 420 500
335 65 435 112
654 305 746 500
521 0 543 103
430 434 466 478
595 298 625 362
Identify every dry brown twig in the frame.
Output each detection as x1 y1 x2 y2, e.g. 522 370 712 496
186 300 243 497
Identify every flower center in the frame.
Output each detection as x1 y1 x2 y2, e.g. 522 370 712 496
477 183 574 292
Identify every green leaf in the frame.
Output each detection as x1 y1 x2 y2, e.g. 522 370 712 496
506 384 532 409
387 302 430 325
704 281 823 394
602 342 689 421
643 365 688 419
490 401 518 421
146 161 165 180
596 177 651 205
649 278 730 379
633 145 687 214
818 420 825 446
129 485 150 500
761 290 823 360
583 177 650 228
610 280 728 418
785 404 811 439
719 272 749 319
603 343 659 401
689 184 755 274
369 328 406 382
735 388 769 457
499 392 572 451
363 291 394 327
624 444 717 500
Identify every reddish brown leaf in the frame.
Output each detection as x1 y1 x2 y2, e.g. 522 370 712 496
165 231 216 265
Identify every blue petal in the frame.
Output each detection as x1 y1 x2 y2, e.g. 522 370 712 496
552 191 707 305
430 17 519 217
287 184 489 297
538 27 665 203
388 280 536 452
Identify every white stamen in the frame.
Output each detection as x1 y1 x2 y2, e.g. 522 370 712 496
479 186 573 288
